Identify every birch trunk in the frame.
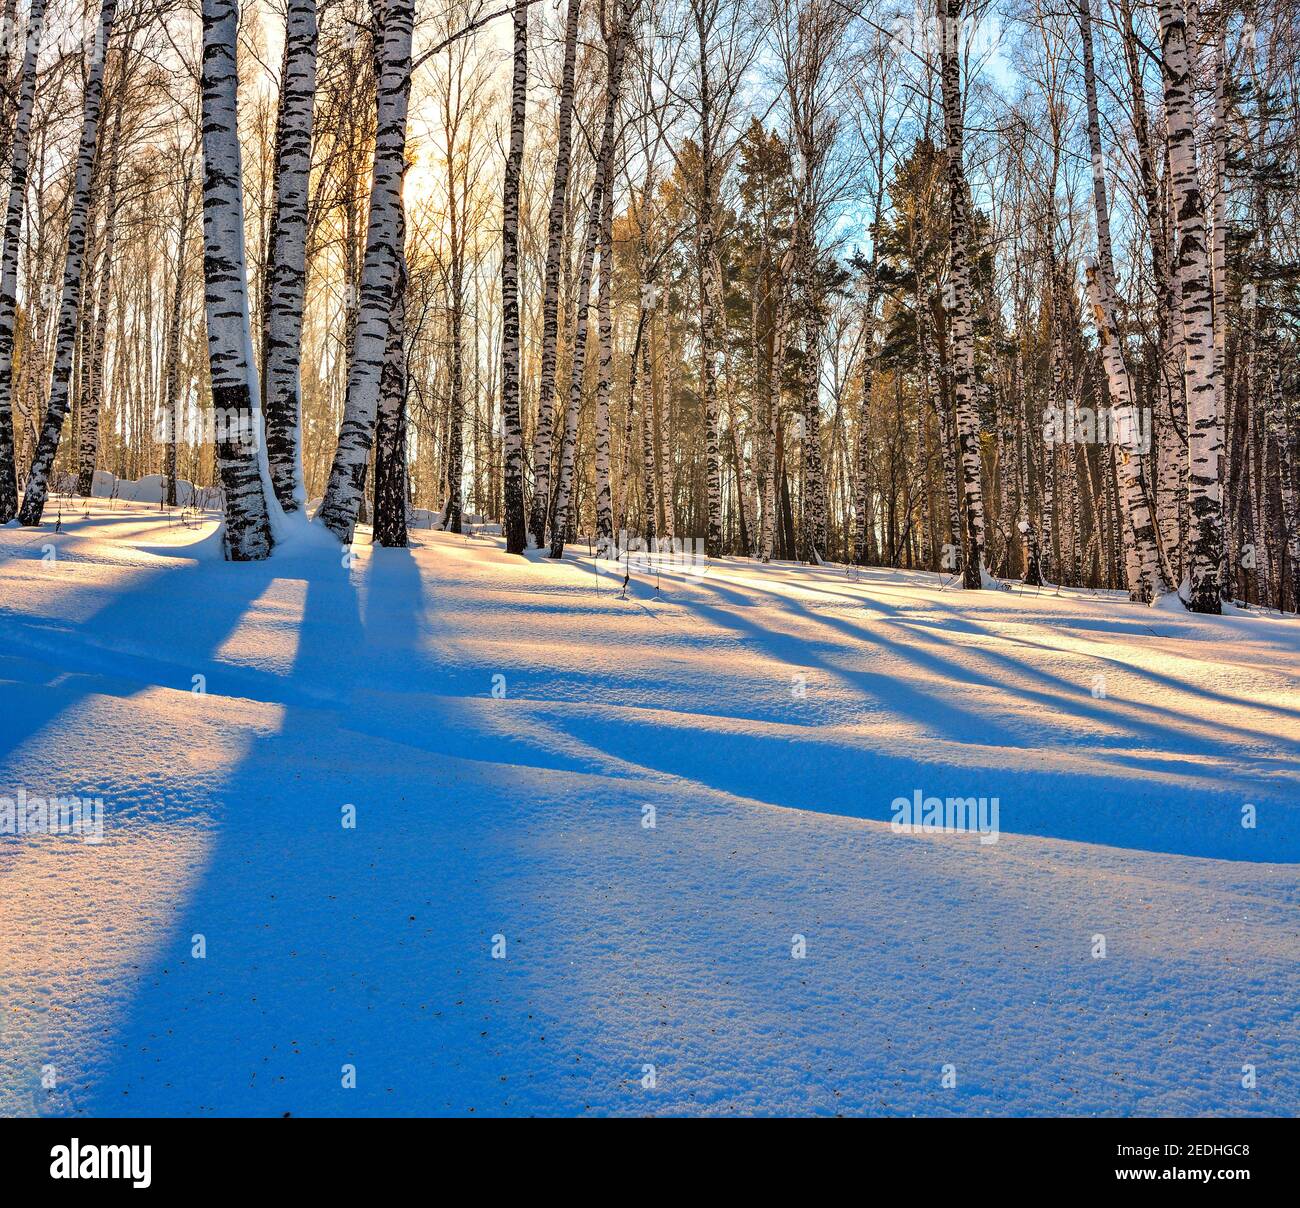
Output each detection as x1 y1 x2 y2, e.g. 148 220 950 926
500 0 528 553
657 305 674 540
796 221 826 563
0 0 45 523
191 0 278 558
1262 340 1300 610
1159 0 1223 612
694 8 722 558
316 0 413 544
852 265 881 564
941 0 985 587
639 336 657 545
549 0 630 559
1210 21 1229 592
1118 0 1185 579
262 0 316 514
162 172 194 509
18 0 118 527
1079 0 1167 601
77 71 127 498
528 0 581 548
614 309 644 534
372 207 408 547
443 230 465 533
760 272 786 563
594 146 615 554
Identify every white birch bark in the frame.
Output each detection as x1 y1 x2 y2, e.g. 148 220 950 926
693 4 723 559
1210 21 1229 590
0 0 45 523
372 205 408 547
18 0 118 527
549 0 630 559
162 168 195 509
316 0 413 544
1116 0 1184 580
77 71 127 498
657 305 675 540
796 220 827 563
500 0 528 554
760 268 786 563
528 0 581 548
262 0 316 514
920 284 962 571
1079 0 1167 602
639 335 658 545
191 0 278 558
1262 343 1300 610
594 145 615 554
940 0 985 587
851 262 881 564
1159 0 1223 612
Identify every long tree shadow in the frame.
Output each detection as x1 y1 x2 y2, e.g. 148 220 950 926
70 546 566 1116
0 544 293 1115
551 562 1298 860
11 539 1296 1120
0 556 280 794
653 563 1300 759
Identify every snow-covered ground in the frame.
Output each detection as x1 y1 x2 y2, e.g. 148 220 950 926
1 499 1297 1117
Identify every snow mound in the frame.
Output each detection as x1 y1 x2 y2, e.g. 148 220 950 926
88 471 206 507
1 503 1297 1118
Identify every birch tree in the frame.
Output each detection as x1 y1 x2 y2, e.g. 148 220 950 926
316 0 414 544
162 135 199 509
549 0 632 559
500 0 528 554
0 0 45 524
191 0 277 558
939 0 985 588
593 138 616 554
77 44 132 498
1078 0 1167 602
262 0 317 514
18 0 119 527
528 0 581 548
1158 0 1223 612
372 206 408 547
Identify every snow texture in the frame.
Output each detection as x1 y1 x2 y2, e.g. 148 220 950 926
1 503 1296 1116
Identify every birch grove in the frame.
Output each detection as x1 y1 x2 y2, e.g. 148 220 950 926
16 0 117 526
0 0 1292 612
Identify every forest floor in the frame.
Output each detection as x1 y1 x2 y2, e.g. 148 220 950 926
1 499 1298 1116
